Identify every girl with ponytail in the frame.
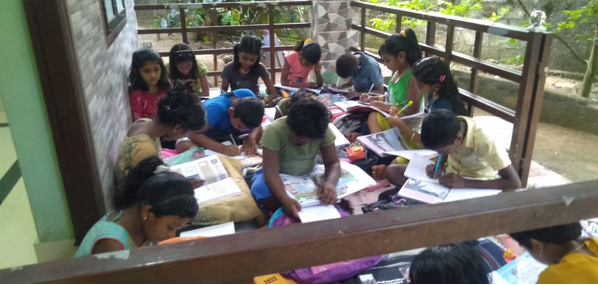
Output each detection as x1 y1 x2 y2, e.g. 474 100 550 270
115 85 206 181
280 39 323 89
75 156 198 257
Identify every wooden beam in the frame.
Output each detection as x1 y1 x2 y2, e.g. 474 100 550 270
2 181 598 283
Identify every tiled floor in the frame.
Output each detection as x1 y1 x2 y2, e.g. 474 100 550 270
0 112 39 269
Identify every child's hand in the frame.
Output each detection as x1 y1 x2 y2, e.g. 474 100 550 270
439 173 467 188
317 183 337 205
222 145 241 156
426 164 443 179
371 164 387 180
189 178 206 188
387 116 404 128
282 198 302 218
346 132 361 143
241 138 258 157
359 93 368 102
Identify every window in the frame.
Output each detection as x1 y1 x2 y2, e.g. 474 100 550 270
101 0 127 44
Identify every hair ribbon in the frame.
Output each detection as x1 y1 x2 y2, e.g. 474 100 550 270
154 165 170 174
304 38 313 45
439 75 446 82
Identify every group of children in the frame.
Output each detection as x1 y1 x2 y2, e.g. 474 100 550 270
75 30 598 284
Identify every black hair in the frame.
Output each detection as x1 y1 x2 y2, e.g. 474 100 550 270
510 223 582 250
412 57 467 116
409 244 490 284
335 54 359 78
232 97 265 128
169 43 199 81
287 97 329 139
128 48 171 92
378 29 422 66
420 109 461 150
114 156 198 219
289 90 314 106
156 85 206 131
233 35 263 74
294 39 322 65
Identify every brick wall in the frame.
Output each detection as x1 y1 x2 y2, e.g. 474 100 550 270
66 0 139 207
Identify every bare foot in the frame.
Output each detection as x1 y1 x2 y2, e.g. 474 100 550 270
371 164 387 180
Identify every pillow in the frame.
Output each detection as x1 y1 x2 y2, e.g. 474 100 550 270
188 156 265 227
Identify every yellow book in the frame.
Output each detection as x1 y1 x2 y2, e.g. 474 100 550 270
253 273 297 284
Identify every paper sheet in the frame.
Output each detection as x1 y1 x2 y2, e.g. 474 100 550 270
329 123 350 146
404 155 439 184
382 149 438 160
298 205 341 223
179 222 235 238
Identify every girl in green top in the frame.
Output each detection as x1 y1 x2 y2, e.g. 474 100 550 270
168 43 210 97
75 156 199 257
362 29 424 134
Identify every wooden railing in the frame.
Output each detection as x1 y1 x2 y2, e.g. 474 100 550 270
134 1 312 85
1 180 597 283
350 1 554 187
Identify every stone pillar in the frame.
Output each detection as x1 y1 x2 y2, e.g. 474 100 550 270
311 0 359 70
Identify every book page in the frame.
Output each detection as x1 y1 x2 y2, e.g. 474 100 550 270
170 155 228 185
179 222 235 238
383 149 438 161
399 178 449 204
298 205 341 223
203 141 263 168
329 123 350 146
404 155 439 184
357 128 408 157
194 177 241 205
444 188 501 202
495 252 547 284
274 84 321 94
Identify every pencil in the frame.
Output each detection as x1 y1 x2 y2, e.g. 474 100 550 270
229 134 237 147
367 84 374 94
434 154 442 175
397 101 413 114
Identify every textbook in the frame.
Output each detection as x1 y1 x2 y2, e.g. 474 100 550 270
281 162 376 207
203 141 263 168
334 101 390 117
170 155 242 205
495 252 547 284
274 84 321 95
357 127 409 157
399 155 501 204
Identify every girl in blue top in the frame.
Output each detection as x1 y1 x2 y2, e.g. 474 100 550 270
75 157 199 257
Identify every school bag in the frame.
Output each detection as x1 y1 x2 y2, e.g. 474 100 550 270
269 206 384 284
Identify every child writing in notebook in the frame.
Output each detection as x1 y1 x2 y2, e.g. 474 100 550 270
75 156 198 257
364 29 424 134
115 86 206 182
371 57 467 180
176 88 265 157
251 98 340 218
128 48 172 122
510 222 598 284
221 35 277 103
167 43 210 97
280 39 323 89
334 52 384 99
384 109 521 190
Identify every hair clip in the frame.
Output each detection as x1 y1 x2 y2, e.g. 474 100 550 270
400 30 406 37
153 165 170 174
439 75 446 82
304 38 313 45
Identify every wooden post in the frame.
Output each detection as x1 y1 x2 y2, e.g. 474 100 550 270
467 31 484 116
444 25 454 65
180 8 188 44
395 13 402 34
360 7 366 51
268 4 276 83
425 21 436 57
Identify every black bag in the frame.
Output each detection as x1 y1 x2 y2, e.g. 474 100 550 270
339 254 415 284
362 190 424 213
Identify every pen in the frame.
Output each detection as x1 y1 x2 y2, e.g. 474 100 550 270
229 134 237 147
434 154 442 175
397 101 413 114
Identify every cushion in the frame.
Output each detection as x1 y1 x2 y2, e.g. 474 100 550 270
188 156 265 227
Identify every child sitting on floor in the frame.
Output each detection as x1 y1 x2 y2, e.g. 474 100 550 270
75 156 198 257
385 109 521 190
251 98 340 218
128 48 171 122
510 222 598 283
334 51 384 99
176 88 264 157
280 39 323 89
409 244 491 284
167 43 210 97
220 35 277 103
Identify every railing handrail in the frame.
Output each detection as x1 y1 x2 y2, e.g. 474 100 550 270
2 180 597 283
134 1 313 10
350 1 539 41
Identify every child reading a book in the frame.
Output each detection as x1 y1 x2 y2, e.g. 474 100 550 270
334 52 384 99
167 43 210 97
280 39 323 88
176 88 265 157
510 222 598 283
251 98 341 218
384 109 521 190
409 244 491 284
76 156 198 257
128 48 171 122
115 86 206 182
220 35 278 103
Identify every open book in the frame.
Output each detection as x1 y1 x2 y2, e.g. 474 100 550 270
357 128 409 157
281 162 376 207
170 155 242 205
203 141 263 168
494 252 547 284
274 84 321 95
399 155 501 204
